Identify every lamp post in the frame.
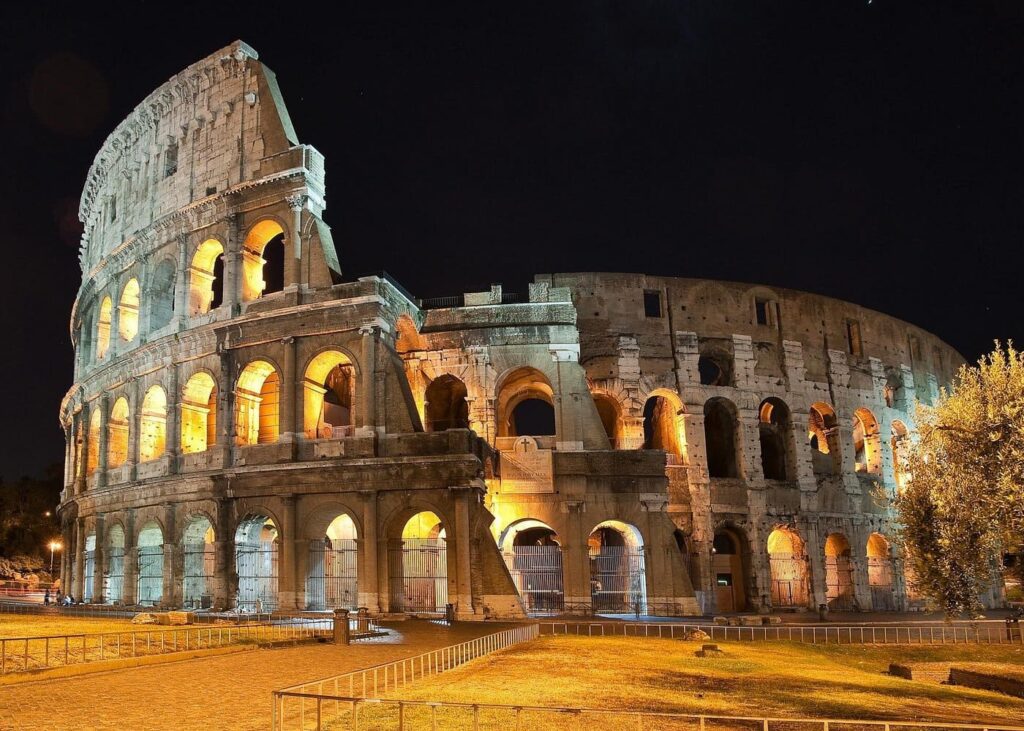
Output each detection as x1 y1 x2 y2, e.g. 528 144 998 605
48 541 62 574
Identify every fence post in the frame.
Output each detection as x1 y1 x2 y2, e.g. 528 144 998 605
334 609 351 645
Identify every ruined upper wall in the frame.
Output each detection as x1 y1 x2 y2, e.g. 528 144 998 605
77 40 315 274
540 272 965 388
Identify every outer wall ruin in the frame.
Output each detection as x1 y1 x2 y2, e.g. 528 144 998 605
58 41 994 619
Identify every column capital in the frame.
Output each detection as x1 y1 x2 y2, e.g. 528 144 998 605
286 193 307 212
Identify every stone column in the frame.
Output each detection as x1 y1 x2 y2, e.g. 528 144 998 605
561 501 590 611
737 407 762 484
452 487 475 617
215 497 234 610
60 521 72 593
165 363 180 473
162 503 176 608
97 394 110 488
174 234 189 327
280 336 297 444
75 409 88 495
278 495 297 609
109 275 122 359
850 521 872 610
286 194 305 289
222 212 240 315
358 324 378 433
217 348 236 465
123 511 137 606
73 518 85 600
92 515 105 605
802 519 827 610
358 491 381 612
127 378 141 481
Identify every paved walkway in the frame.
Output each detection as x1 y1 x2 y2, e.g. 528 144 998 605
0 620 513 731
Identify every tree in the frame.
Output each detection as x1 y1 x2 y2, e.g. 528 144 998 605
0 464 61 578
895 343 1024 616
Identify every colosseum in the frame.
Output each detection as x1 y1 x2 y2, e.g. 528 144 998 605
58 41 972 619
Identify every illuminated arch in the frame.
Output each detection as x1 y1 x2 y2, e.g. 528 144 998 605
853 408 881 474
96 296 112 359
104 523 125 605
86 408 101 474
642 389 685 458
704 397 740 478
758 397 794 481
138 385 167 462
425 374 469 432
496 367 555 438
235 514 279 611
181 515 215 609
136 521 164 607
303 350 356 438
181 371 218 454
891 420 910 491
588 520 647 613
189 239 225 316
117 278 140 341
242 219 286 302
867 532 896 610
767 527 809 608
107 397 130 469
824 532 854 610
808 402 840 475
306 512 359 610
235 360 279 445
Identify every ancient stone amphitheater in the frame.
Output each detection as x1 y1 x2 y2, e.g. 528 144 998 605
58 41 975 619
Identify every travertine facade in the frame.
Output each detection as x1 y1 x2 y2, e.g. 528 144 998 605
59 42 973 618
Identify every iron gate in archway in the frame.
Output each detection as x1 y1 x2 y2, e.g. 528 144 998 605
307 538 358 610
388 539 448 613
503 546 564 614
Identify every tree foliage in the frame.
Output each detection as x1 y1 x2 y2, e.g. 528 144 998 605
895 343 1024 616
0 464 61 578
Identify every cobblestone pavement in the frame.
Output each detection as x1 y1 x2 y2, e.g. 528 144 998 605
0 620 514 731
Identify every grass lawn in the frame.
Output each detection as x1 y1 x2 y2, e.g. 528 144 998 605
363 636 1024 728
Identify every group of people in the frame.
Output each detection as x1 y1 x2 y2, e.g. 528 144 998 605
43 588 76 606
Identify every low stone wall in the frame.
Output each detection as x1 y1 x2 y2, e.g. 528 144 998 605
950 667 1024 698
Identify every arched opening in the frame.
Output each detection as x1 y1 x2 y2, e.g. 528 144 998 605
389 511 448 613
853 408 881 474
97 296 112 359
593 394 621 448
698 353 731 386
891 420 910 492
86 409 101 474
767 527 809 608
808 402 840 475
235 361 279 445
712 528 748 612
500 519 563 615
303 351 356 438
181 372 217 454
149 259 176 332
643 393 684 458
136 522 164 607
83 534 96 603
867 532 895 610
189 239 225 316
588 520 647 614
104 524 125 605
704 398 739 478
235 515 279 611
118 278 140 342
107 397 130 469
242 220 286 301
139 385 167 462
758 398 794 481
306 513 359 610
497 367 556 438
824 533 854 610
425 375 469 432
182 516 215 609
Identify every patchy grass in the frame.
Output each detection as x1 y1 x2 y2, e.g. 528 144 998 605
360 636 1024 728
0 614 138 639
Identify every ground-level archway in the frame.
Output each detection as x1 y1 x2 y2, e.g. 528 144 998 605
499 519 563 615
235 515 279 611
712 528 748 612
867 532 896 610
182 516 215 609
136 522 164 607
388 511 448 613
767 527 809 608
588 520 647 614
824 533 854 610
307 513 359 610
104 524 125 605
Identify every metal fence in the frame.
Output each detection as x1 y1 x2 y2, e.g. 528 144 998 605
503 546 564 614
0 618 332 675
589 546 647 613
272 624 539 730
270 695 1024 731
388 539 448 613
539 621 1024 645
307 539 359 611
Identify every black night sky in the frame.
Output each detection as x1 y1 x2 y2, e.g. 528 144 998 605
1 1 1022 479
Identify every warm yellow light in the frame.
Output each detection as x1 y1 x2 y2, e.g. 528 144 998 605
48 541 62 552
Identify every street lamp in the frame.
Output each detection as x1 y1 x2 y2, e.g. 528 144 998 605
48 541 62 574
